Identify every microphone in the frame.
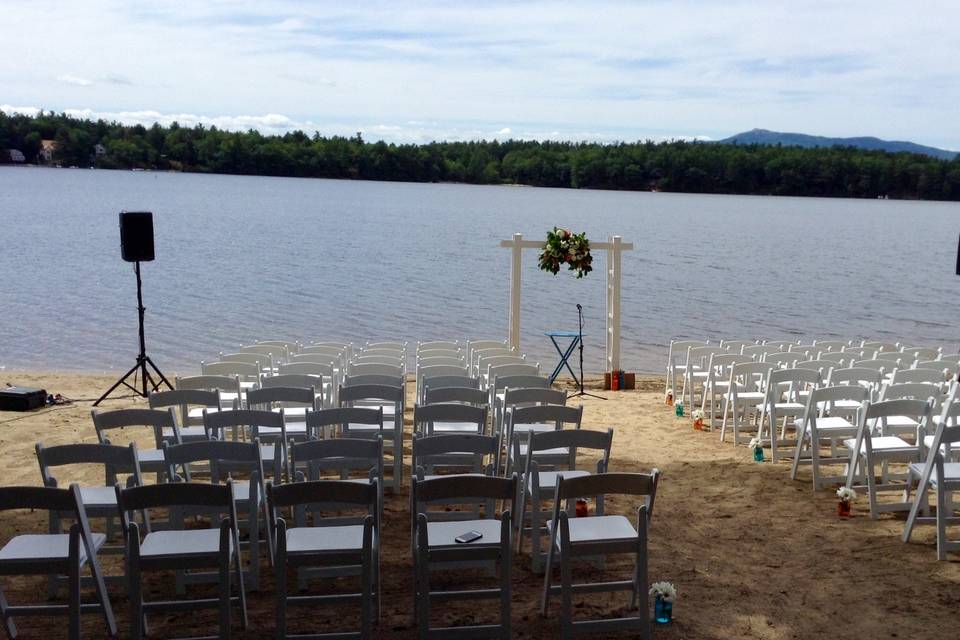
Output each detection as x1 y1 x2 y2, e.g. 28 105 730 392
576 304 582 310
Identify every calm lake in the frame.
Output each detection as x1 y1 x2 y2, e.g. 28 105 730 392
1 166 958 374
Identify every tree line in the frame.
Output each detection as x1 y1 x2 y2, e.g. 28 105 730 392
2 110 959 200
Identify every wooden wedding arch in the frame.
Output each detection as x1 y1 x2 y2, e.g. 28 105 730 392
499 233 633 372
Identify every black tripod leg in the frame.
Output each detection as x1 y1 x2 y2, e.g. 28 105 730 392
93 359 146 406
144 356 173 391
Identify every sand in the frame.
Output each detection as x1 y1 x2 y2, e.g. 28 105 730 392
1 369 959 639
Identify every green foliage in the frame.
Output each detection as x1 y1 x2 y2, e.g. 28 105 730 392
539 228 593 278
1 110 957 200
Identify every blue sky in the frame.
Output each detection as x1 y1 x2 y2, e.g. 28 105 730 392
2 1 958 149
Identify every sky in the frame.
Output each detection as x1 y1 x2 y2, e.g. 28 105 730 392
2 1 959 149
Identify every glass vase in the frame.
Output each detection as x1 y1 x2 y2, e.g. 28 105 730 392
675 402 684 417
655 596 673 624
753 446 764 462
837 499 851 518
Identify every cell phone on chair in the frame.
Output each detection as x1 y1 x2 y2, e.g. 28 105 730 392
455 530 483 543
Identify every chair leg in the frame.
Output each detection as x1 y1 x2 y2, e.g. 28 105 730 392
68 527 81 640
415 550 429 639
275 525 287 640
248 508 260 591
937 482 948 561
560 545 573 640
500 531 512 640
0 586 17 639
219 541 231 640
128 541 143 640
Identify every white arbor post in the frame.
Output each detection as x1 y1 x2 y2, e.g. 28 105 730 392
499 233 633 372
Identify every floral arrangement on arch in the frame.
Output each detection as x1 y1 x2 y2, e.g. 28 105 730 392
539 227 593 278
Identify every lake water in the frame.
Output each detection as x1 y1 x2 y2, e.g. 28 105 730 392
1 166 958 375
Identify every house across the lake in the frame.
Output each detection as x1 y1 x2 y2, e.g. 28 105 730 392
3 149 26 163
39 139 57 163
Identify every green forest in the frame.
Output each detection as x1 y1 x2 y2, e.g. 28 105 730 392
3 110 960 200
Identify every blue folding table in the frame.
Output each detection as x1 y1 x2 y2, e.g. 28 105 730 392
545 331 583 384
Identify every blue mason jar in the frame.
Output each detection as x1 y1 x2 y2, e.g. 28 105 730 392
655 596 673 624
753 446 765 462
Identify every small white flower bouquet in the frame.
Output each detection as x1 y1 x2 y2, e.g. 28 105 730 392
748 437 763 450
691 409 704 420
836 487 857 502
649 581 677 602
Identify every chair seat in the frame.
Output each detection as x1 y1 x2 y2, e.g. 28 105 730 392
770 402 805 412
164 426 208 440
546 515 637 545
0 532 105 564
286 525 365 554
820 400 861 410
79 486 118 509
528 470 590 490
140 528 229 559
257 424 308 436
794 416 855 433
232 481 262 504
877 416 918 428
908 462 960 484
273 407 309 418
425 519 503 548
843 436 915 452
422 473 485 482
513 423 555 434
188 407 223 420
729 391 764 402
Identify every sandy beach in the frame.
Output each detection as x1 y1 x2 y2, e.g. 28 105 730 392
1 369 958 639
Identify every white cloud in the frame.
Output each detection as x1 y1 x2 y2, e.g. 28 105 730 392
497 127 511 136
2 2 959 149
56 74 93 86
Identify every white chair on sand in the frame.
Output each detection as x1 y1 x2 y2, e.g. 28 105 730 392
92 408 180 482
681 345 728 412
540 471 659 640
699 353 744 429
664 340 706 402
902 386 960 559
412 474 517 640
339 384 405 490
515 428 613 573
503 404 583 476
718 361 772 443
176 374 242 416
269 479 380 638
0 485 117 639
754 367 821 462
791 385 870 491
149 389 222 442
117 480 246 639
843 398 932 519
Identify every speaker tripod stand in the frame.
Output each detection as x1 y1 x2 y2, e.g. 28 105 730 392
94 261 172 405
568 303 606 400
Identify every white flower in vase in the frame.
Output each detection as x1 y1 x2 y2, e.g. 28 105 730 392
691 409 704 421
836 486 857 502
649 581 677 602
748 437 763 450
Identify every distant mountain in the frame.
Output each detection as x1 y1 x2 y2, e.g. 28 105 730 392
719 128 958 160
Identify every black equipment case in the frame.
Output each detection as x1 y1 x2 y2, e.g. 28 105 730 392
0 387 47 411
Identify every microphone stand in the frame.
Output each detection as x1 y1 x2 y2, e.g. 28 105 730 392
569 303 606 400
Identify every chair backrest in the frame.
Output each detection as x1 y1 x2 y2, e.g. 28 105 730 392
176 374 239 393
423 386 489 406
260 373 323 390
202 408 284 440
256 340 300 354
825 367 882 389
309 341 352 352
91 408 176 447
890 368 948 386
814 340 849 352
554 471 659 518
412 474 517 516
418 340 461 352
491 374 552 395
353 354 404 367
422 375 479 391
347 362 404 378
524 428 613 473
719 339 754 353
419 364 470 381
414 403 488 436
117 481 237 536
37 442 142 489
217 352 272 370
502 387 568 407
247 385 318 410
305 407 383 439
268 479 378 531
201 360 260 381
343 373 404 387
240 344 289 360
288 353 338 367
365 341 407 351
817 351 849 365
339 384 404 405
728 361 773 386
741 345 777 360
150 389 222 426
852 358 901 374
479 354 526 373
417 356 466 368
860 398 933 430
163 439 264 484
667 340 707 366
878 382 944 403
470 347 516 368
902 346 941 362
861 341 899 353
508 404 583 430
488 362 540 381
280 361 337 379
792 360 832 374
467 339 509 356
412 433 499 476
299 345 345 360
291 437 384 481
764 352 798 368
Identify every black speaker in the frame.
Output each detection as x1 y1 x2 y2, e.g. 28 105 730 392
119 211 154 262
956 233 960 276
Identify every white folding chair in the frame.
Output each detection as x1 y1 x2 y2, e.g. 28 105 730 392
754 367 821 462
718 361 772 442
790 385 869 491
664 340 706 402
540 472 659 640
